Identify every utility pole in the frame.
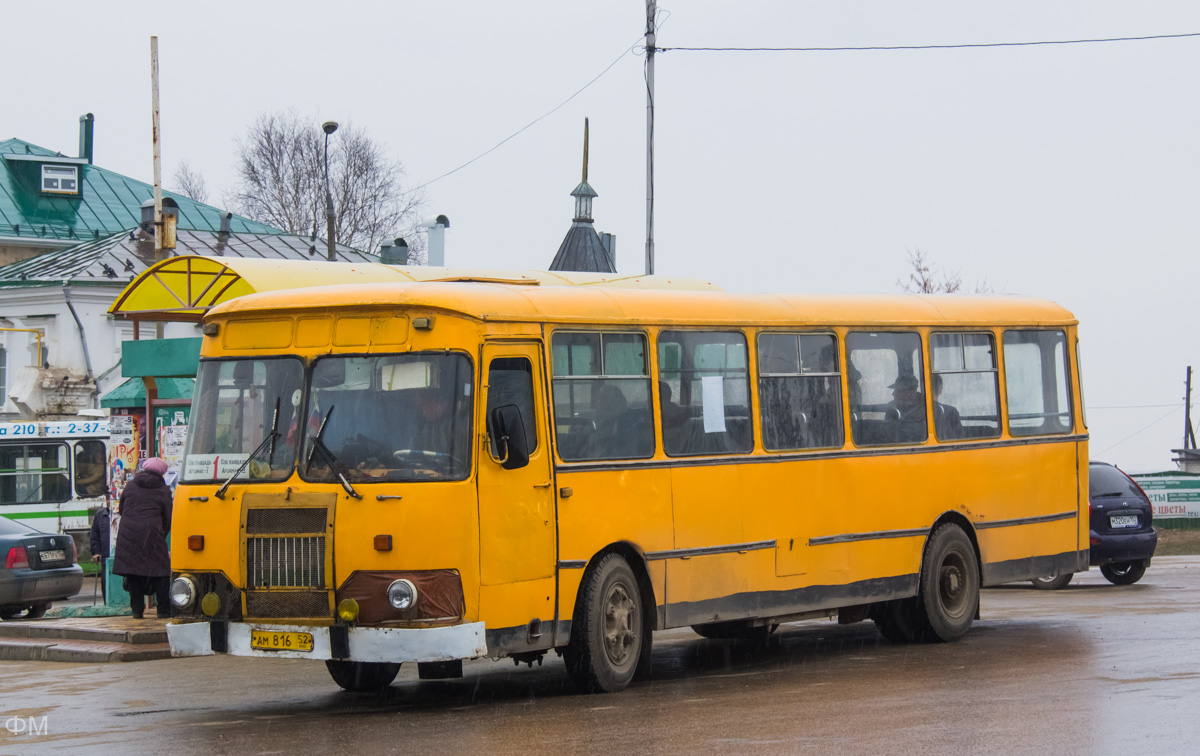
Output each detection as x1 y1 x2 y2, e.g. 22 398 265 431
150 35 164 339
645 0 656 276
1186 366 1197 450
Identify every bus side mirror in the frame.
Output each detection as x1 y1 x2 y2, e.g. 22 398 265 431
489 404 530 470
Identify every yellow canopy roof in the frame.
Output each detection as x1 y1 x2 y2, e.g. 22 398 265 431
108 255 720 322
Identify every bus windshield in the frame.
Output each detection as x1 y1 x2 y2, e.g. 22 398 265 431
183 357 304 483
300 353 473 483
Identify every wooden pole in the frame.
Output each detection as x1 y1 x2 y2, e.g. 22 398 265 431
150 36 164 339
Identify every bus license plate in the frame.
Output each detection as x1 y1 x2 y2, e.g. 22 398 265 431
39 549 65 562
250 631 314 652
1110 515 1138 528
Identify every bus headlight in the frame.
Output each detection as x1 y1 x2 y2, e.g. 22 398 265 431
170 575 197 609
387 579 418 610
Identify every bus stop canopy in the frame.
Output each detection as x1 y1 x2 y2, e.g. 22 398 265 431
108 255 719 322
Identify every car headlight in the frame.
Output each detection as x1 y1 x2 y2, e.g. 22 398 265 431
387 579 418 610
170 575 197 609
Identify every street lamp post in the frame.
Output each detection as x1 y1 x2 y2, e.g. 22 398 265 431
322 121 339 261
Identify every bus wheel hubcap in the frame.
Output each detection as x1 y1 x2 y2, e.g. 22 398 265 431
603 582 637 665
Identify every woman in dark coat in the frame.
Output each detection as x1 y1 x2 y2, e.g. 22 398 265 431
113 458 173 619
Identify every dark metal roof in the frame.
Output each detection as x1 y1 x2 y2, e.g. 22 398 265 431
0 227 380 288
548 222 615 273
0 138 282 244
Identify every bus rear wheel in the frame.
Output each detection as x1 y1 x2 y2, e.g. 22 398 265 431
565 553 646 693
918 524 979 642
325 660 401 692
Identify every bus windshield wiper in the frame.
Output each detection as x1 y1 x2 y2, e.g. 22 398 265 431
303 405 362 500
214 398 280 500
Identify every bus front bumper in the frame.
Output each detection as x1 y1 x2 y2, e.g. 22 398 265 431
166 620 487 663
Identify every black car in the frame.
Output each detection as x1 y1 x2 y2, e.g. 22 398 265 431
0 515 84 619
1032 461 1158 589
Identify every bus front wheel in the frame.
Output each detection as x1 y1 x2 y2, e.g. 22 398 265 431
918 524 979 642
325 660 401 692
565 553 646 693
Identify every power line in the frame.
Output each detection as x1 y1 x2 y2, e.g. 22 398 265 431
1094 406 1182 457
659 31 1200 54
406 39 641 196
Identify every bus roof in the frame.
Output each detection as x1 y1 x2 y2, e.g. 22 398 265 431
209 280 1077 328
109 256 719 322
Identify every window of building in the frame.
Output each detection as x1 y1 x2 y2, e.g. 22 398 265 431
758 332 843 450
930 332 1001 441
552 332 654 461
0 443 71 505
1003 330 1072 436
41 164 79 194
658 331 752 456
847 332 927 446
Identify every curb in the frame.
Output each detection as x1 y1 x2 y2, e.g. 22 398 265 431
0 638 172 663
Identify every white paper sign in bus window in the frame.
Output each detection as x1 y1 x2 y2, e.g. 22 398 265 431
702 375 726 433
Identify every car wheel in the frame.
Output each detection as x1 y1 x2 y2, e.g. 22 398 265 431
0 606 28 621
1030 573 1073 590
325 660 401 692
917 524 979 642
26 603 50 619
1100 561 1147 586
565 553 645 693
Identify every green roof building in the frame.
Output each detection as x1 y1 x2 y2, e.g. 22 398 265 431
0 113 281 266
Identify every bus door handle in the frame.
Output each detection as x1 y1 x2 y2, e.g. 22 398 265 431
533 481 553 488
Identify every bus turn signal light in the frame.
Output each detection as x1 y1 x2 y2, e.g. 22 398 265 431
374 535 392 551
188 535 204 550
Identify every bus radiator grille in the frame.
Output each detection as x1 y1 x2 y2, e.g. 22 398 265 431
244 590 331 619
246 535 326 589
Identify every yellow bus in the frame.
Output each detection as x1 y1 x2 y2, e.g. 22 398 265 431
165 281 1087 693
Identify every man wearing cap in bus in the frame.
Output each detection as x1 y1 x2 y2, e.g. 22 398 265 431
887 374 927 443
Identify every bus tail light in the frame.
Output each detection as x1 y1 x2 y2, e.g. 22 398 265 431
5 547 29 569
188 535 204 550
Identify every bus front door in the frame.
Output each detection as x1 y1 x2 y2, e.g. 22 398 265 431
476 341 556 640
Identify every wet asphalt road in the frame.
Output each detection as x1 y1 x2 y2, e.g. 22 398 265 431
3 557 1198 756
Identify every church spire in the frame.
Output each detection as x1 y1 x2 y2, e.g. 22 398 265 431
571 118 597 223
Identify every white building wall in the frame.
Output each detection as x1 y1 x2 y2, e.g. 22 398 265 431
0 285 192 419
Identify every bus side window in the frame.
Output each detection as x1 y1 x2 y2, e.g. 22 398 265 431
1003 330 1072 436
931 332 1001 441
757 333 844 451
846 332 927 446
551 332 654 462
658 331 752 456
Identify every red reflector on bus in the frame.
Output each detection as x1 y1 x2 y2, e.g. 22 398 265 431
374 535 392 551
188 535 204 551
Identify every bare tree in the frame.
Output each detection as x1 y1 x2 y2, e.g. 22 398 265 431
226 110 425 255
897 250 994 294
170 160 209 204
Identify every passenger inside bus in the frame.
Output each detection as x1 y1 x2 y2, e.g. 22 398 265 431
931 374 964 440
886 374 927 443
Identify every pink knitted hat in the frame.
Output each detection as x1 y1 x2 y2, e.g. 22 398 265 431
143 458 168 475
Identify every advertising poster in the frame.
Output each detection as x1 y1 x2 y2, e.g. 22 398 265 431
1131 474 1200 520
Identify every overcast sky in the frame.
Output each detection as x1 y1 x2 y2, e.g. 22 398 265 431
5 1 1197 471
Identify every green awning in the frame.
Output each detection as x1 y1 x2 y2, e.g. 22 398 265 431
99 377 195 408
